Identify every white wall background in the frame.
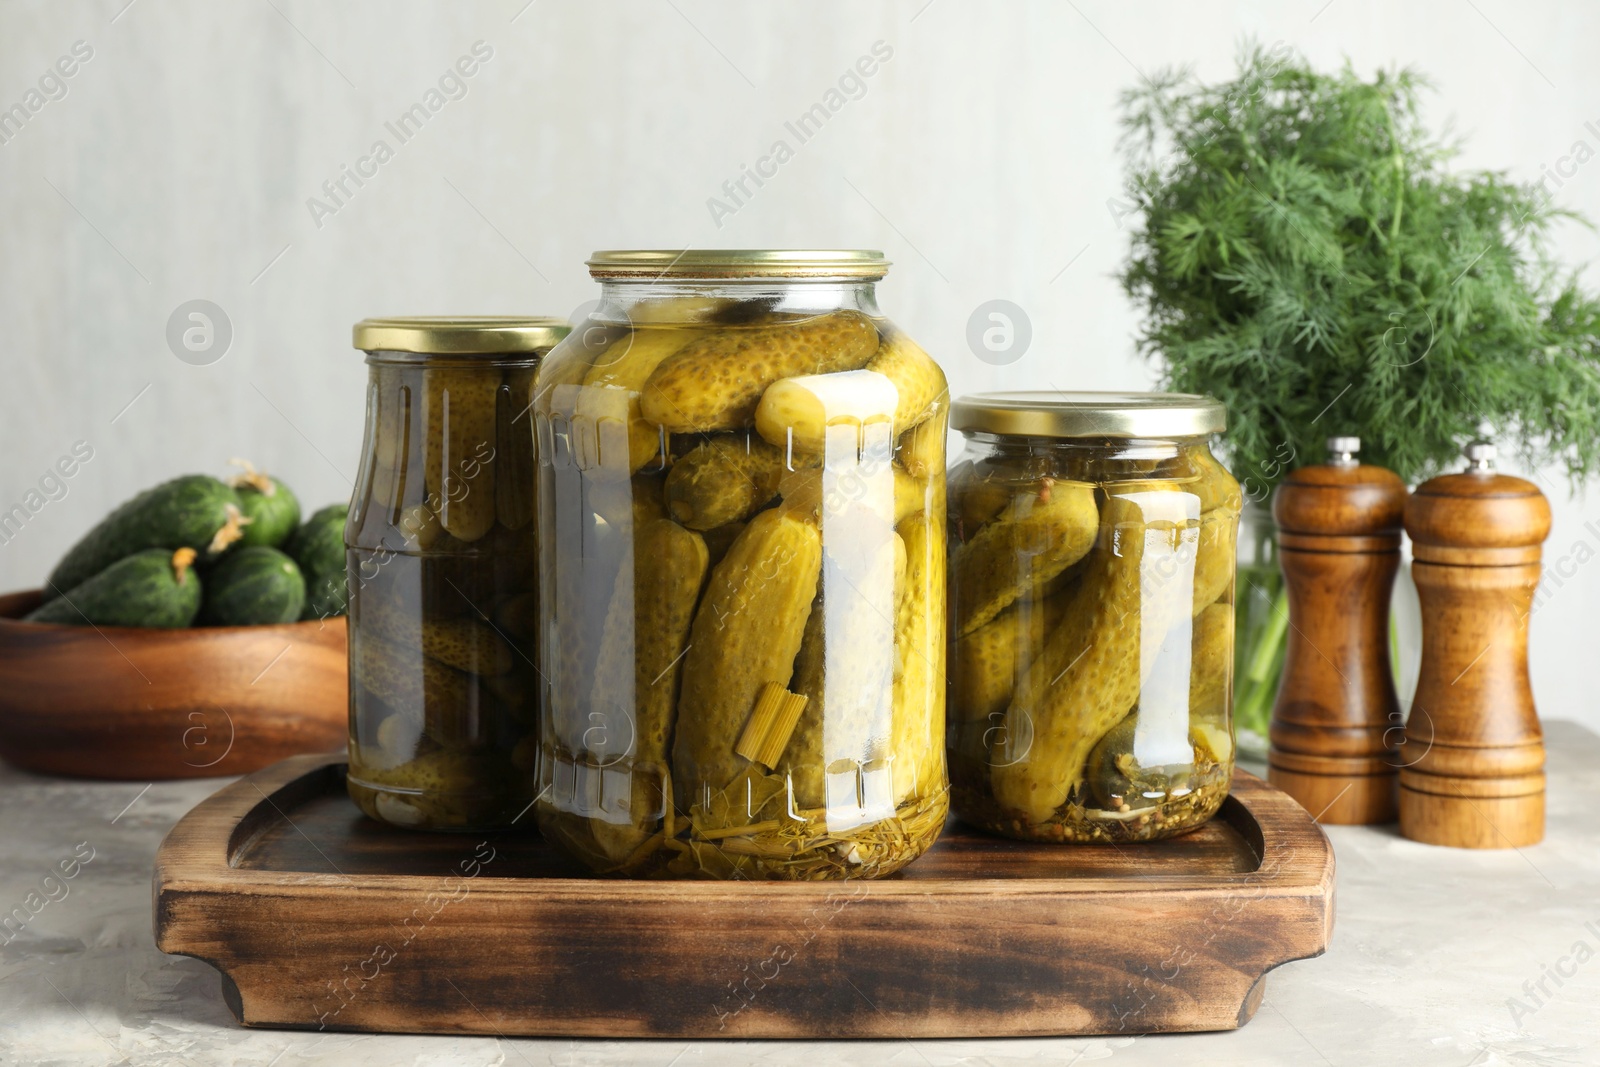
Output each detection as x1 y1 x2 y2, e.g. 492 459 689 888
2 0 1597 728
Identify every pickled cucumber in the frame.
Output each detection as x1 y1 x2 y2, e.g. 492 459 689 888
952 479 1098 635
950 584 1072 726
991 493 1186 824
628 472 669 525
542 462 647 748
1189 602 1233 725
1187 448 1242 614
752 369 898 456
362 712 423 772
775 463 923 527
870 332 948 438
670 507 823 809
365 462 405 522
424 367 498 541
780 597 829 808
639 311 879 433
949 466 1013 534
588 770 673 868
579 328 704 471
1191 507 1238 614
623 295 741 325
591 516 709 770
896 413 945 481
663 435 787 530
1085 713 1199 811
353 631 473 736
363 605 516 676
753 331 946 457
1188 446 1243 513
395 502 443 551
349 748 519 829
890 510 945 803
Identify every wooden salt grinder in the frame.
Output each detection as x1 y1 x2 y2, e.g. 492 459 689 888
1400 441 1551 848
1268 436 1407 824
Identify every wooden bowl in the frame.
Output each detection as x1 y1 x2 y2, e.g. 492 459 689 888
0 589 348 780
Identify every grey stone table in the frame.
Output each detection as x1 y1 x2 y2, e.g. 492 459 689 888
3 723 1598 1067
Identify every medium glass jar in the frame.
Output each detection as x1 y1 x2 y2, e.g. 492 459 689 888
534 250 949 879
346 316 569 831
946 392 1241 843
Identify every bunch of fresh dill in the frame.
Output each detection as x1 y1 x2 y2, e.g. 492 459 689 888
1118 44 1600 494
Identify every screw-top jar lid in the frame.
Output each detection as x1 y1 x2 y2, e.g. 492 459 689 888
353 316 570 354
949 391 1225 439
586 250 890 280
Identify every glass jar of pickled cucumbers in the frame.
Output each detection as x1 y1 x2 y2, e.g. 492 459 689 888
533 250 949 879
346 316 569 831
946 392 1240 844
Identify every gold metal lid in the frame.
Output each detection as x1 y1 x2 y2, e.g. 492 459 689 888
586 249 890 280
352 316 570 355
950 391 1226 439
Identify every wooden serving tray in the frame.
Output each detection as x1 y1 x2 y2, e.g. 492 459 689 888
153 753 1334 1039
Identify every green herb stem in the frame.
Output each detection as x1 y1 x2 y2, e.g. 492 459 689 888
1118 44 1600 495
1245 587 1291 685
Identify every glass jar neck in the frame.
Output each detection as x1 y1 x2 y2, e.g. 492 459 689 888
361 348 542 367
592 277 881 323
959 431 1209 461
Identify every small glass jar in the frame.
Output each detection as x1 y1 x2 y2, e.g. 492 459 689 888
946 392 1241 843
534 250 949 879
346 316 569 831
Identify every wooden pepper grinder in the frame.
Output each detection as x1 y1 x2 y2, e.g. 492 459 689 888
1268 436 1407 824
1400 441 1551 848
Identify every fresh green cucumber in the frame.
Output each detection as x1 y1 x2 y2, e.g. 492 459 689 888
286 504 349 620
26 548 202 628
202 546 306 625
45 475 244 600
286 504 347 577
230 461 302 548
302 571 349 621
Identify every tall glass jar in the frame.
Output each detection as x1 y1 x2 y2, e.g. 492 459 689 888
946 392 1240 843
346 316 569 831
534 250 949 879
